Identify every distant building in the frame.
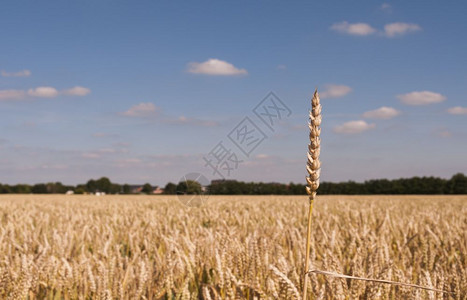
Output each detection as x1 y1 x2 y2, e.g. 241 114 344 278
124 184 161 194
129 185 143 194
153 187 164 194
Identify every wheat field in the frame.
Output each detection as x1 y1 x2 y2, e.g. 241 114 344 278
0 195 465 299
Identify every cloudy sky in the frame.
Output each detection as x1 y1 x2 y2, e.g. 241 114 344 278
1 1 466 186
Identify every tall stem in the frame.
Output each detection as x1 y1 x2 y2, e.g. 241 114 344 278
302 197 314 300
303 89 321 300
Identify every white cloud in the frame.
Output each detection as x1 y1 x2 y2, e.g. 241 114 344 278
27 86 59 98
1 86 90 101
114 142 131 147
438 130 452 138
1 69 31 77
81 148 122 159
384 23 421 37
447 106 467 115
334 120 376 134
62 86 91 96
380 3 392 11
0 89 26 100
120 103 217 126
122 103 159 117
166 115 218 127
116 158 142 165
320 84 352 99
98 148 117 154
187 58 248 76
330 21 377 36
380 3 392 12
81 152 101 159
331 21 421 38
397 91 446 106
362 106 401 119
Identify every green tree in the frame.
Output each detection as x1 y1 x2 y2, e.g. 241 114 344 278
142 183 153 194
75 187 86 194
110 184 121 194
122 184 132 194
177 180 202 195
76 184 88 194
46 182 67 193
12 184 31 194
445 173 467 194
163 182 177 194
86 179 97 193
0 184 11 194
95 177 112 193
32 184 48 194
86 177 113 193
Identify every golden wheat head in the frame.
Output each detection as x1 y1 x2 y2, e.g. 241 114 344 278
306 89 321 201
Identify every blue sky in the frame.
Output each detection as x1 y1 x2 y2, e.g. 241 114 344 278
0 0 466 186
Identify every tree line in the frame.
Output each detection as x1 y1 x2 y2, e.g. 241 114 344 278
0 173 465 195
0 178 154 195
194 173 466 195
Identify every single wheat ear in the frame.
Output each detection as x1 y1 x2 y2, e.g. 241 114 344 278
303 89 321 300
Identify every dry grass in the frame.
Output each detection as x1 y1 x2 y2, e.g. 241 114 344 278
0 195 465 299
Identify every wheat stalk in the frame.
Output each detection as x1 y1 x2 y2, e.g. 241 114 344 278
306 269 451 294
303 89 321 300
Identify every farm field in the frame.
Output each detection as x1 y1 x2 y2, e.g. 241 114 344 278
0 195 465 299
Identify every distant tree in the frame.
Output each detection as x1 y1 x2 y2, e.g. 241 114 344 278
208 181 225 194
122 184 132 194
339 181 359 195
76 184 88 194
163 182 177 194
74 187 86 194
63 185 75 193
45 182 67 194
110 184 121 194
445 173 467 194
32 184 48 194
177 180 202 195
95 177 112 193
225 181 242 194
86 179 97 193
422 176 446 194
2 173 465 195
0 184 11 194
142 183 153 194
85 177 114 193
365 179 394 194
12 184 31 194
288 183 305 195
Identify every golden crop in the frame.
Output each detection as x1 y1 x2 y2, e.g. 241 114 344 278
0 195 465 299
